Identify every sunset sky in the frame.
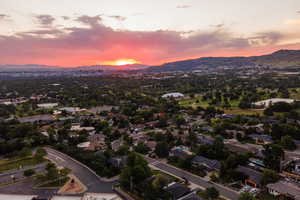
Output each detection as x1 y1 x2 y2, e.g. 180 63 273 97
0 0 300 66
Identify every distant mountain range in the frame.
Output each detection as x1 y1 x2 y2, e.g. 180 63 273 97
0 49 299 72
148 49 300 72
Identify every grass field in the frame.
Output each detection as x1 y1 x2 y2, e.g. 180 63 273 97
179 97 263 116
289 88 300 100
39 177 70 188
152 170 180 183
0 156 45 173
179 98 210 108
224 109 263 115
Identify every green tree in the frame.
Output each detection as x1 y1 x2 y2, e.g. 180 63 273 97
280 135 296 150
155 142 169 158
119 153 152 191
35 147 47 161
238 192 256 200
24 169 35 177
263 144 284 171
134 143 150 154
45 163 59 180
203 187 219 200
261 169 280 185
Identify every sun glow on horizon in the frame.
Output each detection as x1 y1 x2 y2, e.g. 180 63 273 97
103 59 140 66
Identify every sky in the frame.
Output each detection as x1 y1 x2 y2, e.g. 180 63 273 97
0 0 300 66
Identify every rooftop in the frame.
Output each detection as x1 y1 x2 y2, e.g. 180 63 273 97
267 181 300 200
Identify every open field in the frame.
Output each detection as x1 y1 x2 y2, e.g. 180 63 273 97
179 97 263 115
39 177 70 188
0 156 45 173
224 109 263 115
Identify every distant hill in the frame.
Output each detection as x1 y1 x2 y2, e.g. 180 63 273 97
148 49 300 72
1 49 300 72
0 64 149 72
250 50 300 67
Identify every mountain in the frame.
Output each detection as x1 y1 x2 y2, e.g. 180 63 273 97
148 49 300 72
250 50 300 67
1 49 299 73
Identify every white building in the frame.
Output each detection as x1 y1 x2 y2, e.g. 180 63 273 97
82 193 122 200
0 194 37 200
37 103 59 109
77 141 91 149
254 98 295 108
71 125 95 132
162 92 184 98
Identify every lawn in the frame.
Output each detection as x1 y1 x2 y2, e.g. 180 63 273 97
289 88 300 100
224 109 263 115
179 98 210 108
38 177 70 188
152 170 180 183
179 97 263 116
0 156 45 173
197 190 226 200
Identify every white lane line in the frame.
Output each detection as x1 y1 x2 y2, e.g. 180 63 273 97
48 152 65 162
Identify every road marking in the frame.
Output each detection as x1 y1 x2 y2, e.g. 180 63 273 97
48 152 65 162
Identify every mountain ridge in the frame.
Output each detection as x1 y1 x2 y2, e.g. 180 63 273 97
148 49 300 71
0 49 299 72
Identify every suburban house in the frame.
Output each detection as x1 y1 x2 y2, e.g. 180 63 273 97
88 133 106 150
191 155 220 171
225 143 257 154
178 192 204 200
248 134 273 145
164 182 191 200
237 166 263 188
267 181 300 200
111 139 124 151
59 107 82 114
37 103 59 109
77 142 91 150
108 156 127 168
197 137 215 145
170 146 193 159
70 124 95 132
145 141 157 152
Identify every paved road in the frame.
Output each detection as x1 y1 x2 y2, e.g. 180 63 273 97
0 178 57 196
0 163 47 184
145 157 239 200
45 147 115 193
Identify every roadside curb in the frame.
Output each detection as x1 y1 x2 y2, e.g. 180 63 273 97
45 147 115 183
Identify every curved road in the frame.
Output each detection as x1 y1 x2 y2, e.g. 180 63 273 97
45 147 115 193
144 156 239 200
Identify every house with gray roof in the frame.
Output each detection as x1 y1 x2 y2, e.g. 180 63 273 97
267 181 300 200
164 182 191 200
237 166 263 188
248 134 273 145
191 155 220 171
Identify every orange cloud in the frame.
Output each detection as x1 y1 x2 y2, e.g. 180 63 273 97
0 15 299 67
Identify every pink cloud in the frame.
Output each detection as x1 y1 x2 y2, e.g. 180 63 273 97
0 15 299 66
